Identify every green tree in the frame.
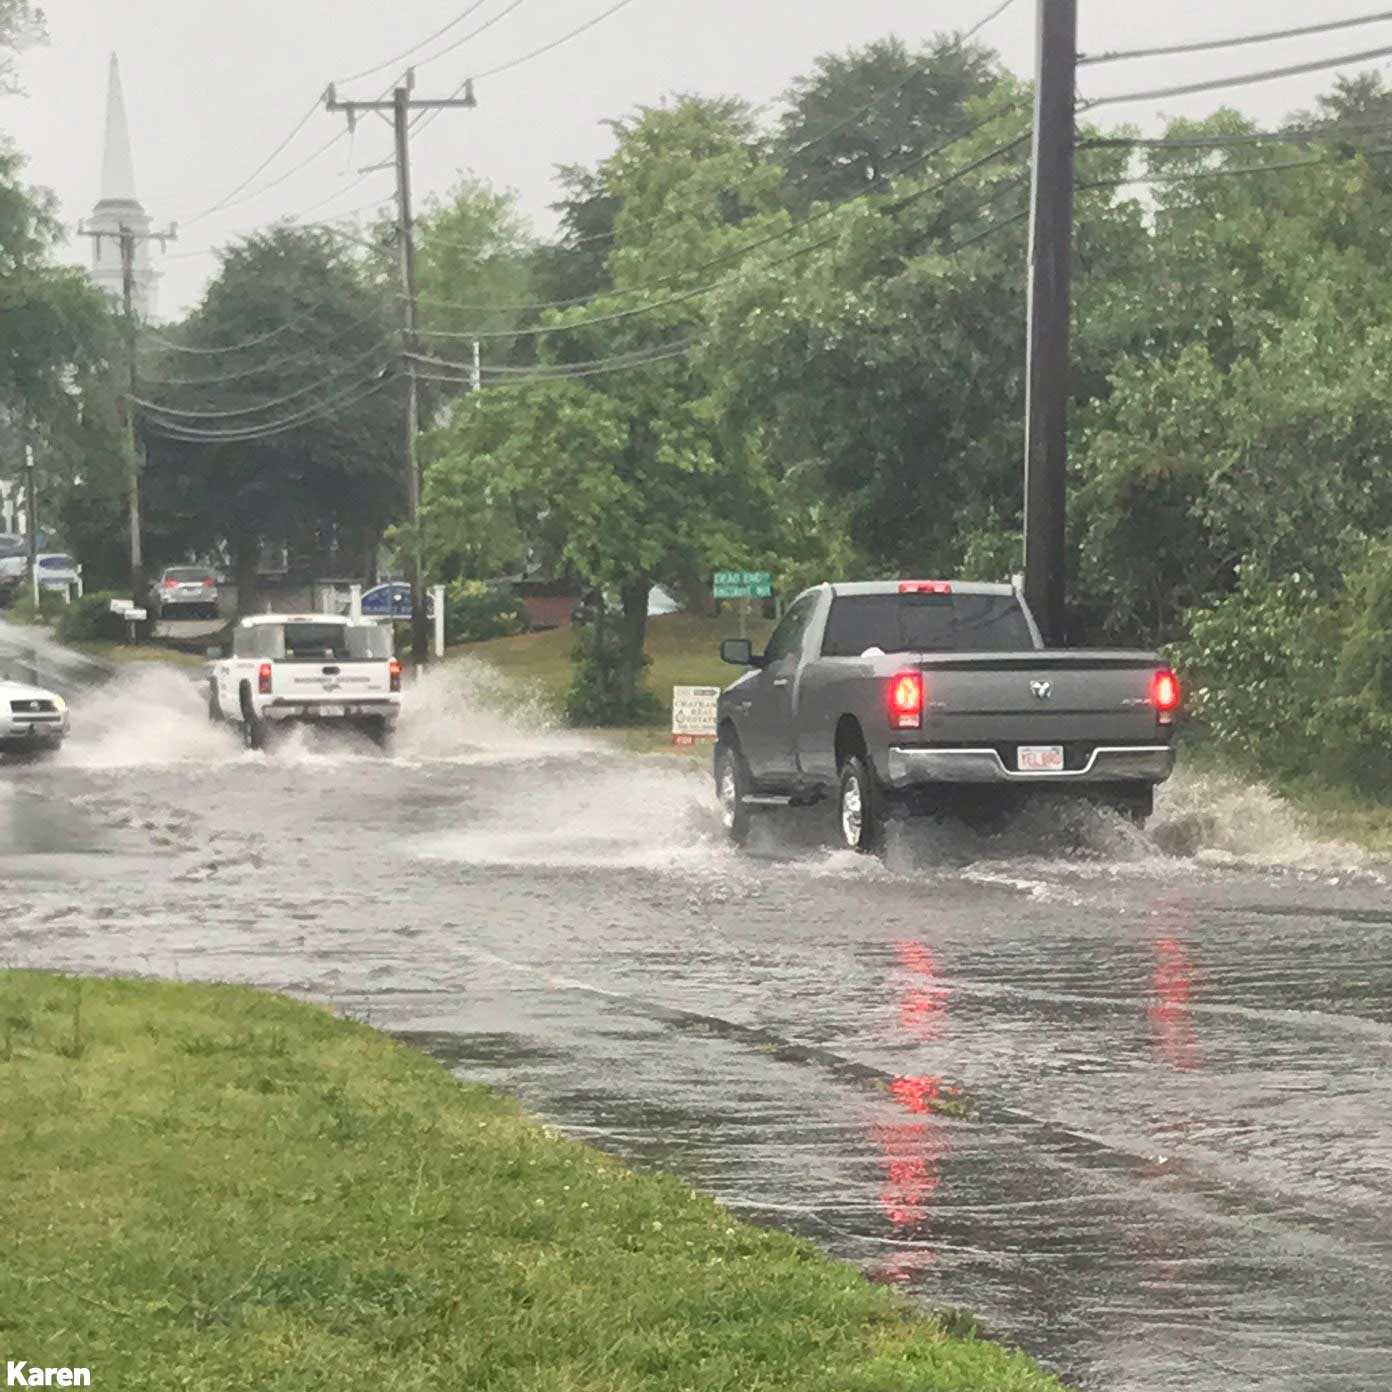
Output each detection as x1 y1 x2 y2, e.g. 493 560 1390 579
774 35 1003 210
140 228 399 613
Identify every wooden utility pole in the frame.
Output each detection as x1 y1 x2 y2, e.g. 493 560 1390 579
326 73 477 668
24 430 38 608
79 218 176 607
1023 0 1078 647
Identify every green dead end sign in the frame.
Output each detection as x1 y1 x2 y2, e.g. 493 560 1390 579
713 571 772 600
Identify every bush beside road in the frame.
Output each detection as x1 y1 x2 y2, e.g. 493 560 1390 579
1 972 1066 1391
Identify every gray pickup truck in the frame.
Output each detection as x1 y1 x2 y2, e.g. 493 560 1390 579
714 580 1180 851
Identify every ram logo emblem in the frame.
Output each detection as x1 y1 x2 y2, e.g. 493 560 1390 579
1030 680 1053 702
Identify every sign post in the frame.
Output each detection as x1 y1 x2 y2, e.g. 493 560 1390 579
714 572 772 642
671 686 720 748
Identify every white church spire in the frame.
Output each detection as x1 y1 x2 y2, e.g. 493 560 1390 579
86 52 161 322
100 53 138 203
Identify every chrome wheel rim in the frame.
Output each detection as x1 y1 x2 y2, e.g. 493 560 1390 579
841 774 863 848
719 755 738 831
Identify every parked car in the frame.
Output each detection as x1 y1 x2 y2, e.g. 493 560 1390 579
207 613 402 750
0 535 26 602
0 676 69 756
714 579 1181 852
150 566 219 620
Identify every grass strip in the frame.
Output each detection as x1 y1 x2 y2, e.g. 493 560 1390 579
1 971 1067 1391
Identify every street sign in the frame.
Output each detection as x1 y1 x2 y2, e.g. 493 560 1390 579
713 570 772 600
672 686 720 746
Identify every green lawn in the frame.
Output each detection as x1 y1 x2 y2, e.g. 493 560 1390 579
2 973 1066 1392
454 612 775 719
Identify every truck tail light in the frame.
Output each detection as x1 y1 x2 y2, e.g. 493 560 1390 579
899 581 953 595
889 671 925 730
1151 668 1181 723
163 576 177 588
257 662 272 695
389 659 402 693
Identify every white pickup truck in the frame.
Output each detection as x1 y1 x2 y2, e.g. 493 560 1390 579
208 614 402 750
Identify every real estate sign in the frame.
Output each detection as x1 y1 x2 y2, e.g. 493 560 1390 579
672 685 720 746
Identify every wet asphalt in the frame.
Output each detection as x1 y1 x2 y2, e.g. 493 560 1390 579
3 662 1391 1392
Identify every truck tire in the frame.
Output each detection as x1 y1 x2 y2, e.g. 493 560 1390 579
715 737 754 847
239 685 268 752
838 754 885 855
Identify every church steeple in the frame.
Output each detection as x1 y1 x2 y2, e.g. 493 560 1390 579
99 54 138 205
86 52 161 322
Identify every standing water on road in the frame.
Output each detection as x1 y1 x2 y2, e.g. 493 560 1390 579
4 662 1391 1391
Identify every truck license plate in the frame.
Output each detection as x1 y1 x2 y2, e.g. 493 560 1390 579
317 705 345 718
1018 745 1065 772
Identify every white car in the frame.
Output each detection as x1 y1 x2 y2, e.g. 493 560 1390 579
0 677 69 756
207 613 402 750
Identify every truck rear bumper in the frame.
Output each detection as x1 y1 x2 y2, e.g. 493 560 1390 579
886 744 1175 788
265 699 399 722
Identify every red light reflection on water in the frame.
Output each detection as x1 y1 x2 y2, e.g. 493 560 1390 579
868 940 955 1286
1149 936 1200 1072
894 940 953 1042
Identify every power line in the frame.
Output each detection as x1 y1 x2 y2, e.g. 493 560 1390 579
1077 143 1392 195
471 0 645 82
334 0 494 86
411 0 529 89
176 96 325 229
133 340 397 421
142 370 395 444
1081 41 1392 111
412 103 1029 322
416 128 1031 342
414 342 695 389
143 302 330 356
1080 9 1392 66
1079 112 1392 152
409 337 700 376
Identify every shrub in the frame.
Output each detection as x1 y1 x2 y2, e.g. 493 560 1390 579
445 580 527 644
1323 543 1392 794
2 589 67 626
56 591 139 643
1172 564 1335 777
564 622 662 727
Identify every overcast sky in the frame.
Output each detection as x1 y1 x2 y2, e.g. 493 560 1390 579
4 0 1388 318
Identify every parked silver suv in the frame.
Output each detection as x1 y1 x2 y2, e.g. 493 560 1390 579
150 566 220 620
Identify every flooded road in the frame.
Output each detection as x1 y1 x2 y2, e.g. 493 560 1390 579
3 663 1392 1391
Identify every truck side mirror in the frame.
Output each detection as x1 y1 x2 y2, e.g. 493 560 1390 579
721 638 760 667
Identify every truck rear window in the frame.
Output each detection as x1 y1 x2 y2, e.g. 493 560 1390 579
821 594 1036 656
280 624 393 662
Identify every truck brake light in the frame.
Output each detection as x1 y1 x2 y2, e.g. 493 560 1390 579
258 662 272 695
889 672 925 730
389 659 402 693
1151 669 1181 721
899 581 953 595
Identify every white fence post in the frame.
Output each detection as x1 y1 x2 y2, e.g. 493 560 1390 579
432 585 446 658
349 584 362 621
